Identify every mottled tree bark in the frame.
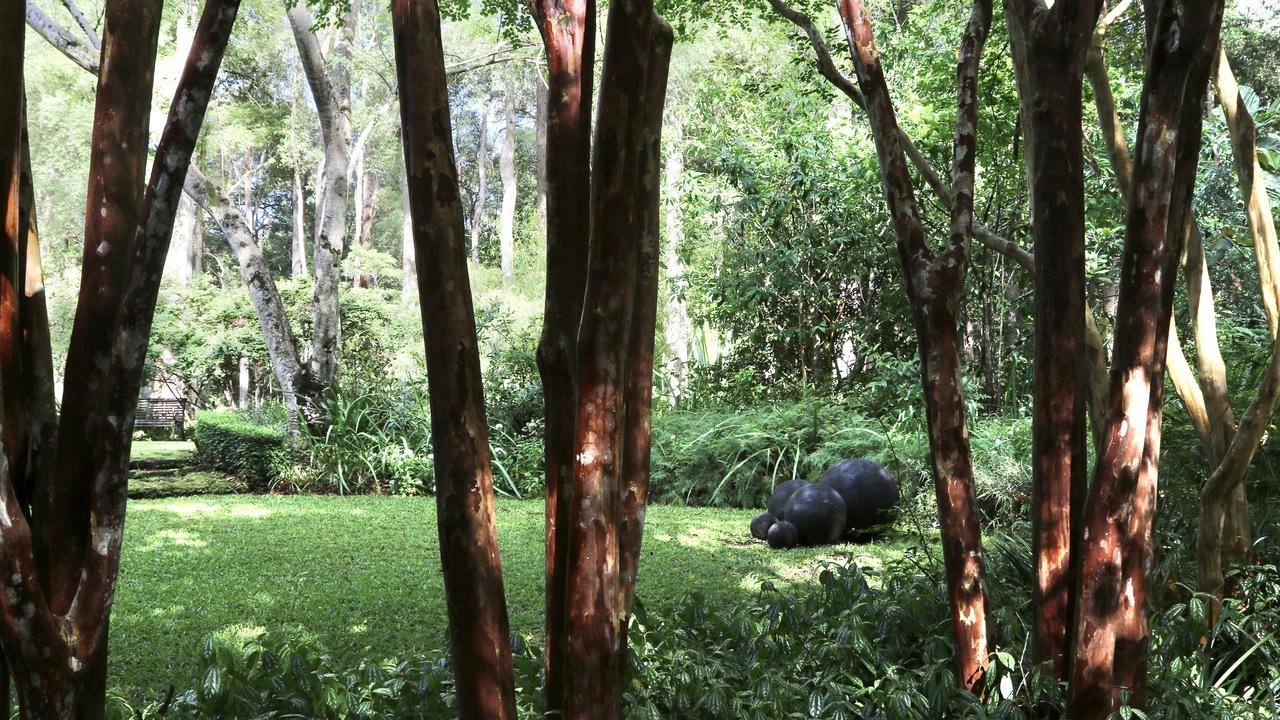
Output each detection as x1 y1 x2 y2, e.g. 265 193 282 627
0 1 238 716
1069 5 1222 717
527 0 595 712
1004 0 1102 680
619 9 672 636
186 166 319 424
839 0 992 691
391 1 517 718
564 4 664 716
288 5 353 388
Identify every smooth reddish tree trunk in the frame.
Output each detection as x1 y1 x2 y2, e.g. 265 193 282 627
839 0 992 691
0 1 238 716
619 20 673 621
564 3 665 717
390 2 517 718
1003 0 1102 679
1069 5 1223 717
529 0 596 713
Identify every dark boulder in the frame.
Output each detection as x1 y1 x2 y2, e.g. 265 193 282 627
820 458 900 536
766 520 800 549
782 483 847 546
767 479 808 519
750 512 777 541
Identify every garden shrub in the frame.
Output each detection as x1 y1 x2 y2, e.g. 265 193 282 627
193 411 289 492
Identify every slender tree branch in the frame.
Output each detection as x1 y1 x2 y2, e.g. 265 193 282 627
59 0 100 48
24 1 99 73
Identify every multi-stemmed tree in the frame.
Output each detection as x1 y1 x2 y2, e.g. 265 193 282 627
0 0 239 715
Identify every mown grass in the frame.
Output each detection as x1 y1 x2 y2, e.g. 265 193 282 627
130 440 197 463
110 496 912 700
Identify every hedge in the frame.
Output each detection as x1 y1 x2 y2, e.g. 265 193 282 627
193 411 288 492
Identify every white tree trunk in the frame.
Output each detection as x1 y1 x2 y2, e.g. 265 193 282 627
401 152 417 303
663 131 691 405
288 5 354 387
164 191 198 285
470 96 492 264
499 76 517 284
238 355 250 409
292 165 308 276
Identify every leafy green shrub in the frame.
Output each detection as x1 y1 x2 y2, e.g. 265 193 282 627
649 397 929 508
305 384 435 496
193 411 289 492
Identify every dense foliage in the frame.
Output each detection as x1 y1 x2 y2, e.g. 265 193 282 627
193 411 289 492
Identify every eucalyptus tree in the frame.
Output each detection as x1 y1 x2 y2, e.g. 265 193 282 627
1 0 238 714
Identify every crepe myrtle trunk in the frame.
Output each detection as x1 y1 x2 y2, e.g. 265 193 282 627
1003 0 1102 679
840 0 992 691
619 11 673 636
391 2 517 718
0 1 237 717
1069 4 1223 717
527 0 595 712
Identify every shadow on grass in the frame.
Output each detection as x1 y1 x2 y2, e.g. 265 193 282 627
111 496 916 702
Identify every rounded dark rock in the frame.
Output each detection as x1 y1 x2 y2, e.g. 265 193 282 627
820 458 901 536
766 520 800 549
767 479 809 519
750 512 777 541
782 483 847 546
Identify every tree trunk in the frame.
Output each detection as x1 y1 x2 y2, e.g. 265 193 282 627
400 152 417 302
619 8 672 637
499 73 517 284
1004 0 1101 679
535 68 548 225
530 0 596 713
663 128 691 406
2 1 237 716
391 1 517 717
1211 47 1274 565
470 96 492 264
164 192 198 284
839 0 992 691
1070 6 1222 717
187 166 319 423
288 5 353 388
292 165 309 276
564 4 664 715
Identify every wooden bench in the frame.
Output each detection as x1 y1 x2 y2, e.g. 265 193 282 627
135 398 189 438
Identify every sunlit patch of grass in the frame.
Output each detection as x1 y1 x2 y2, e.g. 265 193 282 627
110 496 913 701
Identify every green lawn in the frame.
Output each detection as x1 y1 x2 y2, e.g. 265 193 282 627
111 496 912 699
130 440 197 463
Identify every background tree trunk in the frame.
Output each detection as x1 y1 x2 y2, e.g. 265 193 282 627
292 165 309 276
499 73 517 285
288 5 354 388
471 96 492 264
187 166 320 423
663 128 691 406
391 1 516 717
401 153 417 302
